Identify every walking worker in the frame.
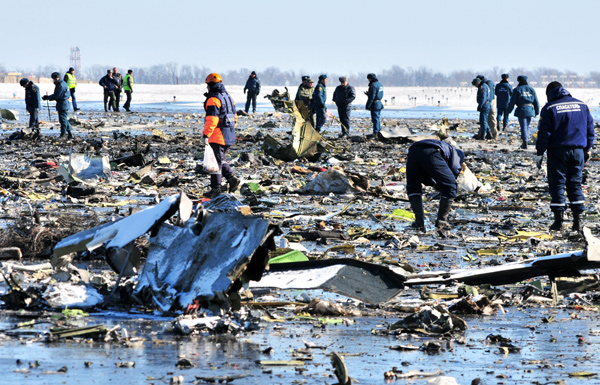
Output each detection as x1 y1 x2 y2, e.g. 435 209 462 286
112 67 124 112
19 78 41 129
476 75 498 139
406 139 465 231
365 73 384 139
63 67 80 111
332 76 356 138
495 74 513 131
535 81 594 232
472 77 492 140
312 74 328 132
508 75 539 149
123 69 134 112
243 71 261 113
99 70 119 112
42 72 74 139
202 73 241 198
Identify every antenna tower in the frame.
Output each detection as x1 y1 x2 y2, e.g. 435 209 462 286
70 47 81 72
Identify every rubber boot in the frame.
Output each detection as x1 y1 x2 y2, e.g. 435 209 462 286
227 176 240 193
436 196 453 229
572 211 582 232
549 211 563 231
408 195 425 231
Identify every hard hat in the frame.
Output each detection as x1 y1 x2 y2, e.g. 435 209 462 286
19 78 29 87
205 73 222 84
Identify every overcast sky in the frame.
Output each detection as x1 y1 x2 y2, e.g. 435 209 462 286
3 0 598 75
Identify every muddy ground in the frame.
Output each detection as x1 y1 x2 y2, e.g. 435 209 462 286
0 103 599 384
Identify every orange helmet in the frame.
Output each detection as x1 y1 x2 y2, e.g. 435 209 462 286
205 73 222 84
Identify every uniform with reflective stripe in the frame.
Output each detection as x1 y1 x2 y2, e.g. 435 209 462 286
203 82 237 146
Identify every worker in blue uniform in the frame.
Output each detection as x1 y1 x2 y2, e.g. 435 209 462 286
535 81 594 232
312 74 328 132
406 139 465 231
508 75 539 149
495 74 513 131
472 77 492 140
365 73 384 139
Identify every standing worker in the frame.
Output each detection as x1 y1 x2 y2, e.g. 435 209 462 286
243 71 261 114
535 81 594 232
42 72 74 139
472 77 492 140
112 67 124 112
332 76 356 138
123 69 134 112
476 75 498 139
312 74 328 132
202 73 241 198
64 67 80 111
507 75 539 149
20 78 41 130
495 74 513 131
99 70 119 112
365 73 384 140
406 139 465 231
295 75 315 127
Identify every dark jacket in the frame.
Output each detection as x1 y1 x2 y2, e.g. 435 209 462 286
507 81 539 118
24 82 41 110
536 87 595 155
495 80 513 109
113 73 124 90
410 139 465 178
332 84 356 106
295 84 314 107
482 78 495 101
476 82 491 111
312 81 327 109
244 76 261 94
99 75 119 91
366 79 384 110
47 80 70 111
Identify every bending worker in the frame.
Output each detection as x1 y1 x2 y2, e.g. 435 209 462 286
406 139 465 231
202 73 240 198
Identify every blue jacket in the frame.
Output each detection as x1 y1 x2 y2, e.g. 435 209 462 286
99 75 119 91
507 82 539 118
244 76 261 94
204 82 237 146
476 83 491 111
482 78 495 101
410 139 465 178
495 80 513 109
536 87 594 155
24 82 41 110
332 84 356 106
366 80 384 110
312 82 327 109
47 80 70 111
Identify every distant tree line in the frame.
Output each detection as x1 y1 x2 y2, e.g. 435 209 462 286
5 62 600 87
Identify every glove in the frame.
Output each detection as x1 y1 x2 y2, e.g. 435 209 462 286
535 155 543 169
204 136 209 145
42 95 48 101
584 152 590 163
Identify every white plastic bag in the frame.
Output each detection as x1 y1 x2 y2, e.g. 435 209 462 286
457 164 482 192
203 144 220 174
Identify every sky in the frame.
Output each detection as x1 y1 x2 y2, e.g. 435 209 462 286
2 0 599 75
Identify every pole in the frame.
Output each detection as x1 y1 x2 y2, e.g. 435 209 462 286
45 92 51 121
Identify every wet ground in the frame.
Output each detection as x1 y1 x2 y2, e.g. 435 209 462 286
1 97 600 384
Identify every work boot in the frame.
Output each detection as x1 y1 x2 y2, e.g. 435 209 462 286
227 176 240 193
520 140 528 149
436 196 453 229
549 211 564 231
204 187 223 199
408 195 426 231
572 211 582 232
67 132 74 140
485 131 493 140
473 134 483 140
503 123 507 131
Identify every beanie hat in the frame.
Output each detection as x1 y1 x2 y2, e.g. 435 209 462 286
501 73 509 80
517 75 528 82
251 71 256 76
69 67 75 72
51 72 60 79
339 76 347 83
19 78 29 87
471 78 482 86
476 74 485 80
367 73 376 80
